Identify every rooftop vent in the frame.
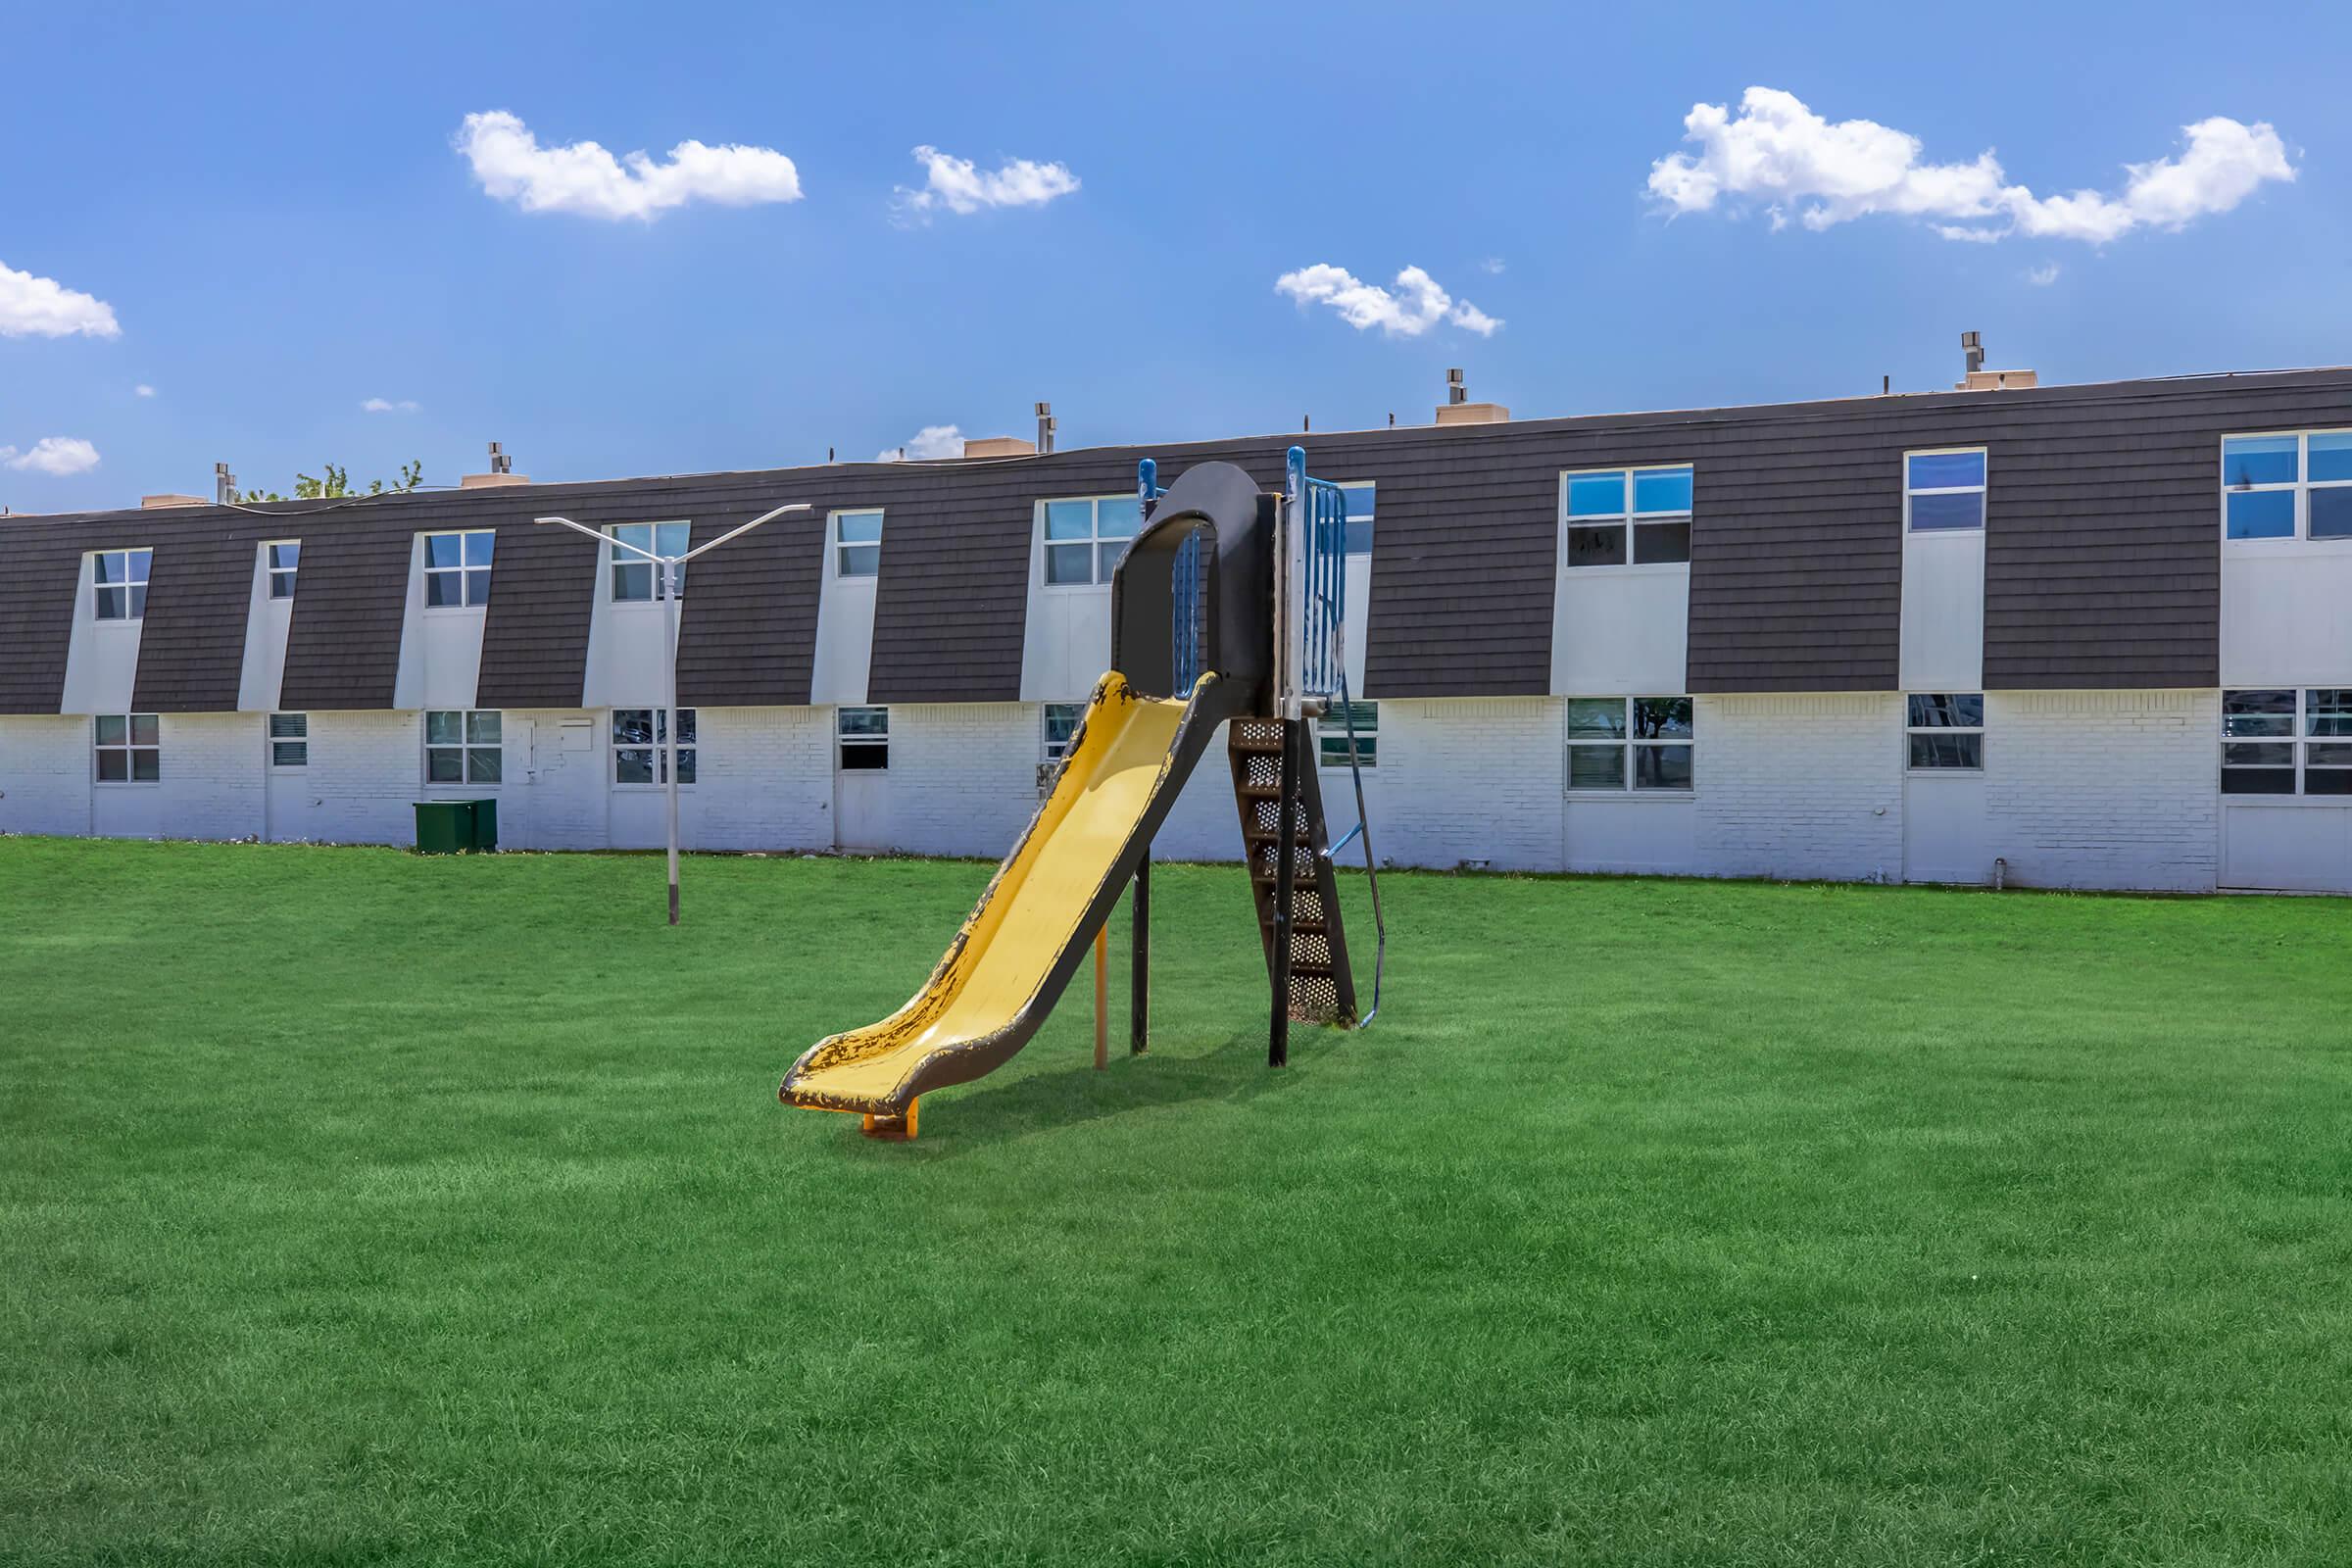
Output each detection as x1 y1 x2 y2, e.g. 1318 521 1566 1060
1435 367 1509 424
1036 401 1056 455
1955 331 2037 391
461 440 529 488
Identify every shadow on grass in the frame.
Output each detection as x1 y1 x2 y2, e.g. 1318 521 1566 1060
813 1029 1311 1158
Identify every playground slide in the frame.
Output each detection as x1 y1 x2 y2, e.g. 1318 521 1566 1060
780 667 1231 1134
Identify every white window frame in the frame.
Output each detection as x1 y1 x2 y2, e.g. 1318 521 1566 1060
1316 701 1378 768
611 707 697 787
2219 429 2352 544
268 711 308 769
1039 494 1145 589
422 529 495 610
1564 697 1695 793
2222 688 2352 798
1903 447 1988 533
424 710 503 785
838 706 889 771
92 713 160 784
92 548 152 621
1042 702 1086 766
607 521 689 603
1559 465 1693 570
1904 693 1985 771
265 540 300 601
831 509 883 580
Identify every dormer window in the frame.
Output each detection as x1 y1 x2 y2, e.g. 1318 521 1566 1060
93 549 151 620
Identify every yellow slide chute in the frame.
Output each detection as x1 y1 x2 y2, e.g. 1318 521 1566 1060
780 669 1217 1136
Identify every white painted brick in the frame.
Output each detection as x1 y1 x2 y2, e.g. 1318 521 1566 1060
1983 690 2219 891
1696 694 1905 882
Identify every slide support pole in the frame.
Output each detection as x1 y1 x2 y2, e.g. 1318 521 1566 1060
1270 719 1298 1068
1132 851 1151 1054
1094 921 1109 1070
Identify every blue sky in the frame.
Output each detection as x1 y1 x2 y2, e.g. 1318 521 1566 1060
3 0 2347 513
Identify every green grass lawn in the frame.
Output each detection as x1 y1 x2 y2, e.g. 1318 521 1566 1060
4 837 2351 1566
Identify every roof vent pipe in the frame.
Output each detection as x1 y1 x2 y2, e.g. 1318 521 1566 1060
1446 368 1467 406
1962 331 1984 376
1035 402 1055 455
489 440 513 475
215 462 235 504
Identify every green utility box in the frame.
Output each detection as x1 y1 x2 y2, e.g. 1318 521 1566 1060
468 799 499 853
413 800 474 855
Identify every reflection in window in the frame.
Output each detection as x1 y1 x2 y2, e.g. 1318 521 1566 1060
1906 450 1988 531
838 706 889 770
612 708 697 784
94 713 160 781
834 511 883 578
424 531 494 607
1567 697 1693 790
93 549 152 620
610 522 689 601
1906 693 1984 769
1043 495 1144 585
1562 466 1692 567
425 710 502 783
2224 689 2351 794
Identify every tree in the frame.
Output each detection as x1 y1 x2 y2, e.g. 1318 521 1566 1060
235 460 421 504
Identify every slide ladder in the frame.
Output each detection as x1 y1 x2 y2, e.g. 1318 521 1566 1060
1228 718 1357 1026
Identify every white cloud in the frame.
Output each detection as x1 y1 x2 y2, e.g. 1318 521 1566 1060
1647 88 2293 244
134 383 155 398
362 397 420 414
0 259 120 338
1274 264 1501 338
1479 256 1507 274
1 436 101 476
2026 262 2062 286
455 109 804 221
894 146 1078 220
877 424 964 462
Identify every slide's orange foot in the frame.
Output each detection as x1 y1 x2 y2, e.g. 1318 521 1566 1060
859 1101 918 1141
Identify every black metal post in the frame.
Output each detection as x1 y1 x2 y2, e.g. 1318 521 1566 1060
1131 850 1151 1054
1269 720 1298 1068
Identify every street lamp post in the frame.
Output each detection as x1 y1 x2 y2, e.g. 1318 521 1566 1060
535 503 808 924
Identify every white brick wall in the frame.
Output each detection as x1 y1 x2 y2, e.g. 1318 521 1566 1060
0 716 91 837
690 706 831 852
862 704 1041 858
1696 694 1905 882
285 711 424 844
143 713 264 841
1348 698 1564 871
1983 690 2219 892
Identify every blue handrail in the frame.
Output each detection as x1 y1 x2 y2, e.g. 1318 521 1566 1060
1285 446 1348 703
1141 460 1200 691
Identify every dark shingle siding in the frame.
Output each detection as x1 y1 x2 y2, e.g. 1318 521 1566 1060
133 515 274 712
0 520 89 713
10 368 2352 711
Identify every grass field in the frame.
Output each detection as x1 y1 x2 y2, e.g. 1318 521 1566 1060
4 836 2352 1565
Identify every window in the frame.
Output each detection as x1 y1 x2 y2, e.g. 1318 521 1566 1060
609 522 689 601
1906 693 1984 769
1042 702 1085 765
2221 431 2352 540
92 549 152 620
1339 483 1375 556
1905 449 1987 531
612 709 696 785
1043 495 1143 585
2223 689 2352 795
269 712 308 767
424 710 501 783
833 510 883 578
1317 701 1378 767
838 707 889 770
266 541 299 600
423 530 494 608
1562 466 1691 567
93 714 159 782
1566 698 1693 790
